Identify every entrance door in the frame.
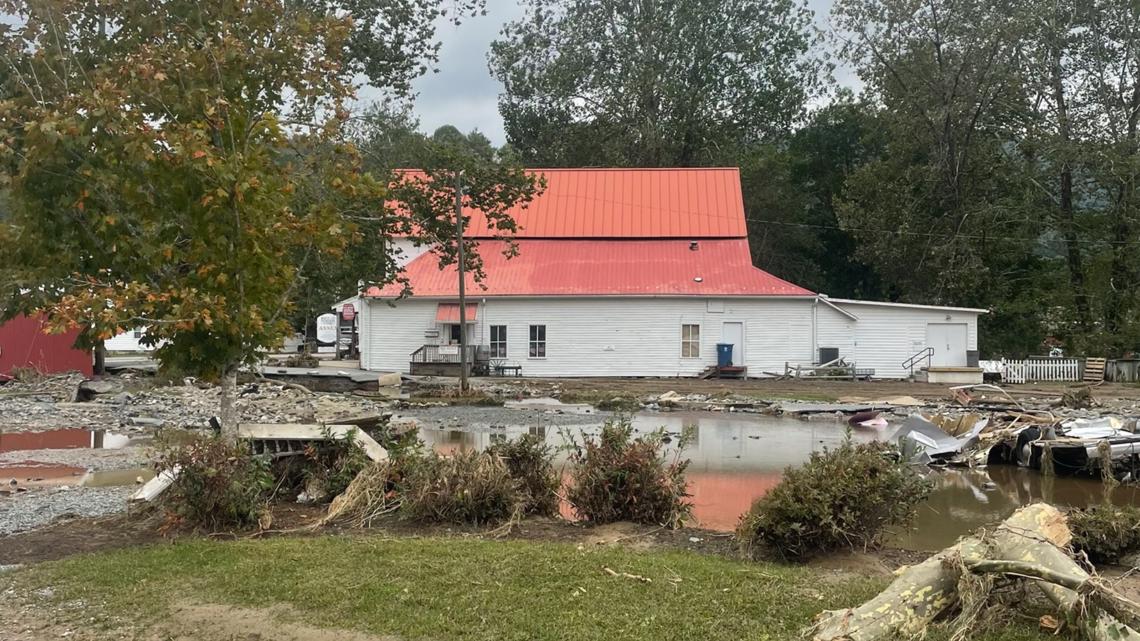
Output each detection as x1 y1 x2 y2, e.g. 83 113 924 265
926 323 968 367
721 322 744 366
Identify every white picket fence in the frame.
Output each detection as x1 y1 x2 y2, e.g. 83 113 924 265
1001 358 1081 384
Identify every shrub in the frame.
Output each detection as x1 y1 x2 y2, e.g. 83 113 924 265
400 450 522 525
1069 504 1140 563
156 435 272 531
302 427 370 500
737 439 931 561
565 418 691 528
486 433 560 516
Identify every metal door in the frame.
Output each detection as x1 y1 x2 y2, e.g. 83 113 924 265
925 323 967 367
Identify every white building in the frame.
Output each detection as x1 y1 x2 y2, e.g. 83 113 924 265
357 168 985 381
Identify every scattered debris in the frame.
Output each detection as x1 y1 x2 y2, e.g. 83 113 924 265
602 566 652 583
810 503 1140 641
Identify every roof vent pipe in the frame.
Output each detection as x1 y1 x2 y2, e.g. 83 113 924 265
690 241 699 251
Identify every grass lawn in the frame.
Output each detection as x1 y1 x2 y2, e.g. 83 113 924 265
7 535 1047 641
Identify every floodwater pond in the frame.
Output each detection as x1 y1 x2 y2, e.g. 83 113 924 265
0 428 134 489
419 411 1140 551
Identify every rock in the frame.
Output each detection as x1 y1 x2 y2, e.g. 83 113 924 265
657 390 682 402
377 372 402 387
78 379 124 397
127 416 164 427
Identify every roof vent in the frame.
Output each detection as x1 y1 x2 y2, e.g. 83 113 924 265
694 276 703 283
689 241 699 251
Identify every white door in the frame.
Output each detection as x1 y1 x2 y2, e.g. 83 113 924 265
926 323 968 367
721 322 745 366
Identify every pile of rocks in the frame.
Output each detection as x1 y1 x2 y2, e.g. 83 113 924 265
1 374 396 432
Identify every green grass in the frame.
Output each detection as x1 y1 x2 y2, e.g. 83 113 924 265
8 536 1047 641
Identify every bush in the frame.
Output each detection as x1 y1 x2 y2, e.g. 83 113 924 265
737 439 931 561
400 450 522 525
565 418 691 528
156 435 272 531
302 427 370 500
1069 504 1140 563
486 433 560 516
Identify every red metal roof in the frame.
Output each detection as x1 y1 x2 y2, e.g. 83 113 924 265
392 168 748 239
366 239 812 298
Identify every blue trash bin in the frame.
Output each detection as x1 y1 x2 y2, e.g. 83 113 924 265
716 343 734 367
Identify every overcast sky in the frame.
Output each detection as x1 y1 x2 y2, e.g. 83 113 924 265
371 0 852 145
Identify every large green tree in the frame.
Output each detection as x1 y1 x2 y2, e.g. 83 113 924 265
832 0 1140 356
488 0 823 167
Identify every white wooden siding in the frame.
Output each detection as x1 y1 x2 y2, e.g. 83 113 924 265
820 301 979 378
363 297 817 377
104 329 151 352
362 296 981 379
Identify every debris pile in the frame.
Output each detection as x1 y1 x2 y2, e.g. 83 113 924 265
810 503 1140 641
892 384 1140 481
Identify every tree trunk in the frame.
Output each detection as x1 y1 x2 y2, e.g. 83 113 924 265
1050 40 1092 330
809 504 1140 641
218 368 239 435
93 343 106 375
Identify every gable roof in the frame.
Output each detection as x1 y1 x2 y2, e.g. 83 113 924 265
392 168 748 239
366 239 813 298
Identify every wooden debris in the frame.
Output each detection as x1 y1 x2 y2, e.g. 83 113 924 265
809 504 1140 641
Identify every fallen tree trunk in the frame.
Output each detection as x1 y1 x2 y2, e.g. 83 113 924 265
809 503 1140 641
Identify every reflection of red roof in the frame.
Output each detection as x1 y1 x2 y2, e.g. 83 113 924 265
366 239 813 298
391 168 748 238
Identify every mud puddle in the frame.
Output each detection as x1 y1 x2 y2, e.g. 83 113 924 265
419 411 1140 550
0 428 130 452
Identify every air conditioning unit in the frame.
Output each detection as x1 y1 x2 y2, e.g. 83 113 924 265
424 328 440 338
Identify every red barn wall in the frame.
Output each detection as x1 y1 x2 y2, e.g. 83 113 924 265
0 314 92 376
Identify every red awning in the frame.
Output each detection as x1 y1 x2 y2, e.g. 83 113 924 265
435 303 478 323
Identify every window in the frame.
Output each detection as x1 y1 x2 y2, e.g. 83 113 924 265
681 324 700 358
448 324 462 344
490 325 507 358
133 328 143 339
529 324 546 358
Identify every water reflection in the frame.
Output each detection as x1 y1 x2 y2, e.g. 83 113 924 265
419 411 1140 548
0 429 129 452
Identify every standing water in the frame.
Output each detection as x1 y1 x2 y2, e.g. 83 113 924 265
418 410 1140 551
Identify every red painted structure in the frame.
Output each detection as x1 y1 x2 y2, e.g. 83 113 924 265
0 314 92 376
368 239 812 298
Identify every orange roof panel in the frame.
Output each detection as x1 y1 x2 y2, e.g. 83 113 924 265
366 239 812 298
391 168 748 239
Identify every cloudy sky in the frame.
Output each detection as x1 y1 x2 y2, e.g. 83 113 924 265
379 0 850 145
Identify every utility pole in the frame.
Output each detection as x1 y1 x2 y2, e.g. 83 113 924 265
454 170 469 392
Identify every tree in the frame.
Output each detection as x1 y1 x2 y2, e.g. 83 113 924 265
299 0 488 99
286 107 533 342
742 96 887 298
489 0 823 167
0 0 388 429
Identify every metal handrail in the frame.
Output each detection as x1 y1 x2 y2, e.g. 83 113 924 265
902 347 934 374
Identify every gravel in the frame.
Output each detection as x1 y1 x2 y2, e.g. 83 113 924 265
0 486 134 536
0 376 393 432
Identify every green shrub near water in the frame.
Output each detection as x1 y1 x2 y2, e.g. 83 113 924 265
1069 504 1140 563
486 433 560 516
565 417 692 528
155 435 273 531
737 439 932 561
